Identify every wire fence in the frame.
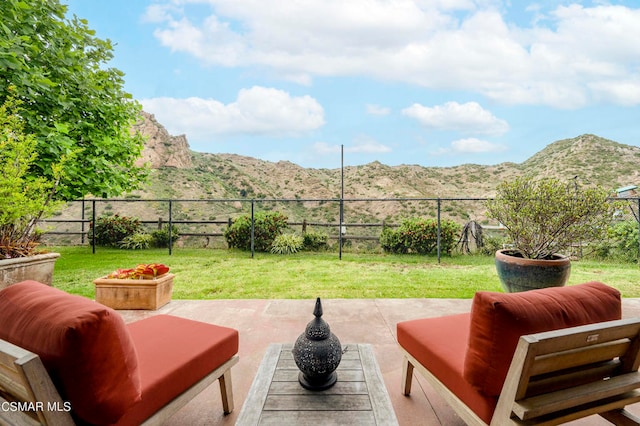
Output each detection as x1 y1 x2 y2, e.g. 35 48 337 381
38 196 640 260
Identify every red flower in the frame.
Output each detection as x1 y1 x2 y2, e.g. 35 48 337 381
106 264 170 279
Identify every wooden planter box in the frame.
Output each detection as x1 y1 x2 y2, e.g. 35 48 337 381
93 273 174 310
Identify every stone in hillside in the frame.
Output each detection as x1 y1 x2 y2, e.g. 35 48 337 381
134 111 193 169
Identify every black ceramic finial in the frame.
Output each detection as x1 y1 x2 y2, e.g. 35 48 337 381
292 297 342 391
313 297 323 317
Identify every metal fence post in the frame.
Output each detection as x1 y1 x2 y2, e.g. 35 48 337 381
251 199 255 258
168 200 173 255
91 200 96 254
81 199 86 244
437 198 441 264
339 145 344 260
637 198 640 263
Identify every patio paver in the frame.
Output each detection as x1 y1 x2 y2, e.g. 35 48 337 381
117 297 640 425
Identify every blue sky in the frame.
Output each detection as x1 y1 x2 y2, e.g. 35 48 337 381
64 0 640 168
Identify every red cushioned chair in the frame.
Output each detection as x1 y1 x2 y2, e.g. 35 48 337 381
0 280 239 426
397 282 640 425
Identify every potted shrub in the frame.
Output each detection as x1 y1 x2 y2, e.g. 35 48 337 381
93 263 174 310
485 176 613 292
0 97 63 288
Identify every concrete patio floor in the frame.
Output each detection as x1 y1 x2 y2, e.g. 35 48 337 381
118 298 640 426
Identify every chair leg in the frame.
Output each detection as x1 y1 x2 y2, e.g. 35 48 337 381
600 409 640 426
219 369 234 414
402 356 414 396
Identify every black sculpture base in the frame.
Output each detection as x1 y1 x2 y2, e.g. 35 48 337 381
298 371 337 391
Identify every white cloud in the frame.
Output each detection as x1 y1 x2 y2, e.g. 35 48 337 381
140 86 325 139
430 137 507 156
313 137 392 156
450 138 507 153
402 101 509 135
141 4 178 23
366 104 391 116
349 136 392 153
589 80 640 106
145 1 640 108
312 142 340 155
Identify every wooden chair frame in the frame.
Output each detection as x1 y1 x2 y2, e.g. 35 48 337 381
402 318 640 425
0 338 238 426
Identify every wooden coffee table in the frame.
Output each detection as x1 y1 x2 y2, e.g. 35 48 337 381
236 343 398 425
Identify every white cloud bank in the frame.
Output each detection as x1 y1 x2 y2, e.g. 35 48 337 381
450 137 507 153
402 101 509 135
313 137 392 156
140 86 325 139
144 1 640 108
366 104 391 116
431 137 508 155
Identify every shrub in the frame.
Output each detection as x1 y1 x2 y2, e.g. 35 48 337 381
479 235 507 256
602 220 639 262
380 217 460 255
302 229 328 251
90 214 142 247
380 226 406 254
271 233 304 254
224 211 288 252
151 225 180 248
118 233 154 250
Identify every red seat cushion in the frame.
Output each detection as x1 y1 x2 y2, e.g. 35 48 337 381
397 313 497 424
0 281 141 425
463 281 621 396
113 315 239 426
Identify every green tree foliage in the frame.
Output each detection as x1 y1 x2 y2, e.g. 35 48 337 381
1 0 147 200
224 212 289 252
0 97 64 257
380 218 461 255
485 176 613 259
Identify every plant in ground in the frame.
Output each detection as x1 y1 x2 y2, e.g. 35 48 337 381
380 217 460 255
302 228 328 251
119 233 154 250
224 211 288 252
600 219 639 262
151 225 180 248
485 176 614 259
271 234 304 254
90 214 143 247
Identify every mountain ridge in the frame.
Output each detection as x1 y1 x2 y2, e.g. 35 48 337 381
126 113 640 223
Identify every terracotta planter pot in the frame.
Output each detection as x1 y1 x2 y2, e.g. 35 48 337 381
0 253 60 289
495 249 571 293
93 273 174 310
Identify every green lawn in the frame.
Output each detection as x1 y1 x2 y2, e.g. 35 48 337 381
50 246 640 300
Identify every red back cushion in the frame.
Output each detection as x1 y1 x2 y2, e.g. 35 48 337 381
463 281 621 396
0 281 141 425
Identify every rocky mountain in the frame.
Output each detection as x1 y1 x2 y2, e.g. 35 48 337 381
133 112 639 200
63 112 633 229
134 111 192 169
48 113 640 244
